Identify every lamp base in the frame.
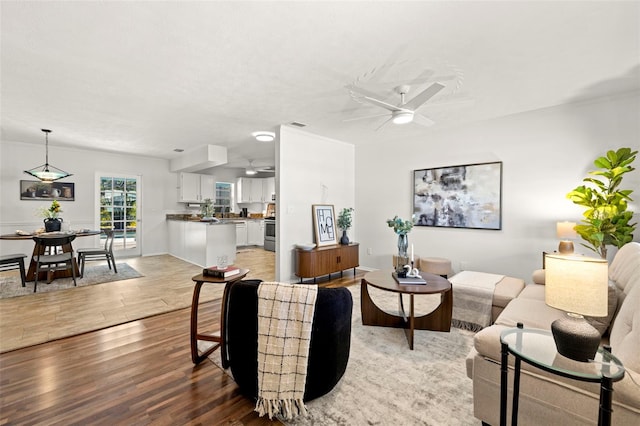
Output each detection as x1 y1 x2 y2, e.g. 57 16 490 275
551 313 600 361
558 240 574 254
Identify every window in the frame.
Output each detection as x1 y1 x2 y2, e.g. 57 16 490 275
99 175 139 255
215 182 233 213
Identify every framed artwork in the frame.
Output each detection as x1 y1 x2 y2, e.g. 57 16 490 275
312 204 337 246
20 180 75 201
413 161 502 230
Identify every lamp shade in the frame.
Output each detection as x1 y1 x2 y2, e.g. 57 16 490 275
545 254 608 317
556 221 577 239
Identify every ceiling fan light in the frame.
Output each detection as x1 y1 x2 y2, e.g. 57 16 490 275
252 131 275 142
245 168 258 175
392 111 414 125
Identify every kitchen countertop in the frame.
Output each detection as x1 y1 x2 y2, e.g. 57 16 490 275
166 214 264 223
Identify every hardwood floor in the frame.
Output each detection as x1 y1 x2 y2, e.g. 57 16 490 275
0 248 365 425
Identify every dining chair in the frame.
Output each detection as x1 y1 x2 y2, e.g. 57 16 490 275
0 254 28 287
32 234 77 292
77 229 117 278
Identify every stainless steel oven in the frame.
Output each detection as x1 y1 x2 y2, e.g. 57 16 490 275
264 218 275 252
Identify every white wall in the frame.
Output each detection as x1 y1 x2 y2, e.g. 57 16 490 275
356 93 640 281
276 125 356 282
0 141 173 257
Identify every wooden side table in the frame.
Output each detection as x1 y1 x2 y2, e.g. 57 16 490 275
190 269 249 366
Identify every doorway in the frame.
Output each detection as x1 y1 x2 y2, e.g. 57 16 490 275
96 174 141 257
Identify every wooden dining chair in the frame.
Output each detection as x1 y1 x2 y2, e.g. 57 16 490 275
77 229 117 278
32 234 77 292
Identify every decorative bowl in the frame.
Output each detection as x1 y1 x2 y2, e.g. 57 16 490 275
296 243 316 251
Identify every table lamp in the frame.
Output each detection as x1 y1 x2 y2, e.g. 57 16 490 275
545 253 608 361
556 221 577 254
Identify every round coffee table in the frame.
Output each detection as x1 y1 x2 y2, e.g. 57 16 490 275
361 269 452 349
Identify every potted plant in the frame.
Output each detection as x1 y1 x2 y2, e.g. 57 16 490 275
337 207 354 245
566 147 637 259
200 198 215 220
39 199 63 232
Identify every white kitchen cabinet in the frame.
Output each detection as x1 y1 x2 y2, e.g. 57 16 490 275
179 172 215 202
247 220 263 246
235 221 248 246
263 177 275 202
167 220 236 267
237 177 275 203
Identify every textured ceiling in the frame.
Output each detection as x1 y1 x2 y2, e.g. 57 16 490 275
1 1 639 170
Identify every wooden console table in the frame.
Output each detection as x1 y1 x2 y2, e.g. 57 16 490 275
295 243 359 283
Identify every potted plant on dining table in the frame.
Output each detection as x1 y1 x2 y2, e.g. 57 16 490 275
39 199 63 232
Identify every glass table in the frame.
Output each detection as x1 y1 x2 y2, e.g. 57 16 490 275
499 324 625 426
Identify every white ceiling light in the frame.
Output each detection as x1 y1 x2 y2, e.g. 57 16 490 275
392 111 414 125
252 131 275 142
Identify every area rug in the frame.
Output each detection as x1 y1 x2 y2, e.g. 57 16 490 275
208 284 477 425
0 263 143 299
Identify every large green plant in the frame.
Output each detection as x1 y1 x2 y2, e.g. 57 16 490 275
566 147 637 259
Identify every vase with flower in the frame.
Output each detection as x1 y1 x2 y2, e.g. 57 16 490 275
39 199 63 232
337 207 354 245
386 215 414 277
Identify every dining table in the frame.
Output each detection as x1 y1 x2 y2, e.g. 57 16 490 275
0 230 101 282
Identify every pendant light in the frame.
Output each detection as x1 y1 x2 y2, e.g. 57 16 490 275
24 129 73 182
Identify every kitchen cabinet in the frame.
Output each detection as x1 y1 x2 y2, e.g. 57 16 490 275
167 220 236 267
247 220 264 246
235 221 248 246
237 177 275 203
295 243 359 281
263 177 275 202
179 173 215 202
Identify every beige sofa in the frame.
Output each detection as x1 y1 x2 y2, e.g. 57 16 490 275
466 242 640 425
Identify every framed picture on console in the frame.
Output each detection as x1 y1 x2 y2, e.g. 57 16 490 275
312 204 337 246
413 161 502 230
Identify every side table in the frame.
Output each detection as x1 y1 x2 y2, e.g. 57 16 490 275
500 324 625 426
190 269 249 366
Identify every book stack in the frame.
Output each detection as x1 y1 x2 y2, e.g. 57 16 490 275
392 272 427 285
203 265 240 278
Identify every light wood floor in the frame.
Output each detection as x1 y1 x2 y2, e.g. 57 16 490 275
0 248 365 425
0 248 275 353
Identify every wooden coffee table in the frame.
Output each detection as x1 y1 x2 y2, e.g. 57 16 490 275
361 269 452 349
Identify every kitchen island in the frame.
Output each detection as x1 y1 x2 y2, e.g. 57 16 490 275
167 217 236 268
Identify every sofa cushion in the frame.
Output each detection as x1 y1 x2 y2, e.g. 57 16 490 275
516 283 546 300
608 242 640 296
494 296 566 330
610 276 640 373
585 280 619 335
492 276 526 309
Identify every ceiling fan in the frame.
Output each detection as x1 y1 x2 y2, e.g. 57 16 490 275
345 81 445 130
245 159 275 175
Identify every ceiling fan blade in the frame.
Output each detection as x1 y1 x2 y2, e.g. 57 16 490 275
412 113 436 127
345 84 386 100
404 82 446 111
346 84 402 112
375 116 394 131
360 96 403 112
343 112 390 122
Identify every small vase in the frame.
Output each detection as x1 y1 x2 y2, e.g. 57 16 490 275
340 230 350 245
44 217 62 232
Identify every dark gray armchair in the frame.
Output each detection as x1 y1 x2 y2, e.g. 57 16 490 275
225 280 353 402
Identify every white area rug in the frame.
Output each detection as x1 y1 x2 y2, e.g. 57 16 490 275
0 263 143 298
209 284 477 425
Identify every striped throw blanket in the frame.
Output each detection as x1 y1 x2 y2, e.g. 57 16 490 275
255 282 318 420
449 270 504 332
